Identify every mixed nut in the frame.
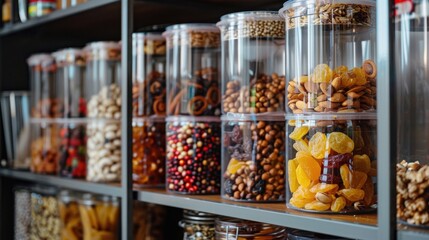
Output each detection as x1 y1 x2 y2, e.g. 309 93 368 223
166 30 220 48
180 210 216 240
30 191 61 240
221 17 285 40
31 125 59 175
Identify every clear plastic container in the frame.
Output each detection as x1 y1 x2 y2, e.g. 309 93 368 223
28 53 59 118
132 31 167 117
58 190 83 240
132 117 165 187
279 1 377 114
58 120 87 178
286 115 377 213
28 0 56 18
78 194 120 240
166 116 221 194
221 114 285 202
14 187 31 240
30 185 61 240
395 1 429 227
215 218 286 240
179 210 216 240
30 120 59 175
133 201 166 240
163 24 221 116
217 11 286 115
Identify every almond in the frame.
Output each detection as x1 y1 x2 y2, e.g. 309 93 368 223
331 77 342 90
296 100 306 110
346 86 366 94
320 83 333 96
304 81 319 93
329 92 346 103
347 91 363 99
317 94 327 102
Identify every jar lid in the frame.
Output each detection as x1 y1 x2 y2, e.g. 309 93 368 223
163 23 219 37
217 11 283 26
135 24 169 33
183 210 217 221
58 190 77 203
221 112 285 122
215 218 286 237
52 48 85 66
31 184 57 196
84 41 121 61
133 32 165 41
27 53 54 67
79 193 96 206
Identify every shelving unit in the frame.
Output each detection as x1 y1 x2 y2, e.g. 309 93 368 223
0 0 427 239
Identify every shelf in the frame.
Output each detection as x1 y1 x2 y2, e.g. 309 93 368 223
0 169 122 197
136 188 378 240
398 225 429 239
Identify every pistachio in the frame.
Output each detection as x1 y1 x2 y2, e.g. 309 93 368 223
316 192 333 204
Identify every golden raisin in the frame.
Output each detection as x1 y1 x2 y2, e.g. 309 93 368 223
289 126 309 141
351 171 368 189
334 65 348 76
226 158 245 174
362 177 374 206
328 132 354 154
290 196 312 209
310 183 339 193
331 196 347 212
296 155 321 181
293 186 316 200
340 164 352 189
309 132 327 159
293 139 310 153
312 64 333 83
296 165 311 188
304 201 331 211
353 154 371 173
351 67 367 85
288 159 299 193
338 189 365 202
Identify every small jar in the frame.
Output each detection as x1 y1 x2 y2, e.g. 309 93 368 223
132 117 166 186
179 210 216 240
28 0 56 18
215 218 286 240
287 229 349 240
79 194 120 240
166 116 221 194
30 186 61 240
221 114 286 202
133 201 166 240
14 187 31 240
163 24 221 116
280 1 377 114
28 54 59 118
286 115 377 213
30 120 59 175
58 190 83 240
217 11 286 115
132 30 167 117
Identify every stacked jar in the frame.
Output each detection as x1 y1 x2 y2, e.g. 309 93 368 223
163 24 222 194
279 1 378 213
132 28 167 187
217 12 287 202
84 42 122 183
179 210 216 240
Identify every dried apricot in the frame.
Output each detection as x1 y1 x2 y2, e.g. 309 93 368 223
310 183 339 193
312 64 333 83
338 189 365 202
351 67 367 85
289 126 309 141
340 164 351 188
304 201 331 211
353 154 371 173
293 140 310 153
293 186 316 200
288 159 299 193
226 158 245 174
362 177 374 206
290 196 312 208
296 165 312 188
328 132 354 154
309 132 327 159
351 171 367 189
331 196 347 212
296 155 321 181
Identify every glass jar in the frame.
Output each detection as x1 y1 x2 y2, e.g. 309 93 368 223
58 120 87 178
166 116 221 194
215 218 286 240
287 229 349 240
132 31 167 117
133 201 166 240
58 190 83 240
286 115 377 213
163 24 221 116
84 42 121 183
179 210 216 240
280 1 377 114
217 11 286 115
28 0 56 18
132 117 165 187
30 185 61 240
221 114 285 202
28 54 59 118
14 187 31 240
394 1 429 227
78 194 120 240
30 120 59 174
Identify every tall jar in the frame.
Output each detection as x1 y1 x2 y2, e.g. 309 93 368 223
53 49 88 178
84 42 122 182
217 11 286 115
394 1 429 227
285 115 377 213
179 210 216 240
58 190 83 240
14 187 31 240
215 218 286 240
163 24 221 116
30 120 59 174
280 1 377 114
221 114 286 202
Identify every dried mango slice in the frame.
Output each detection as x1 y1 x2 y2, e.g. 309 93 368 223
296 154 321 181
313 64 333 83
309 132 327 159
338 189 365 202
340 164 352 189
351 171 368 189
362 177 374 206
296 165 312 188
288 159 299 193
328 132 354 154
289 126 310 141
310 183 339 193
353 154 371 173
293 139 310 153
331 196 347 212
304 201 331 211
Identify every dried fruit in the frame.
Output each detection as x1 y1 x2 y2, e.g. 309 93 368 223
309 132 327 159
340 164 352 188
310 183 338 193
288 159 299 193
353 154 371 173
289 126 309 141
305 201 331 211
224 179 234 195
327 132 354 154
296 154 321 181
338 189 365 202
252 180 266 194
226 158 245 174
362 177 374 206
290 196 312 208
293 140 310 153
340 72 356 88
351 171 368 189
312 64 333 83
334 65 348 76
294 75 309 83
296 165 311 188
331 196 347 212
351 67 367 85
293 186 316 200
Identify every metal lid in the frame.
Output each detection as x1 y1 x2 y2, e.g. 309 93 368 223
52 48 85 66
58 190 77 203
183 210 217 222
215 217 286 237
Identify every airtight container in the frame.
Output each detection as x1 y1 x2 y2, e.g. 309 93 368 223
221 114 286 202
217 11 286 114
280 0 377 114
286 114 377 213
30 120 59 175
179 210 216 240
133 201 166 240
58 190 82 240
163 24 221 116
215 218 286 240
58 121 87 178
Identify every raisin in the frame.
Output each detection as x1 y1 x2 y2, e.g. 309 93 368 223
340 164 351 189
289 126 310 141
224 179 234 195
288 159 299 193
304 201 331 211
296 154 321 181
331 196 346 212
328 132 354 154
296 165 311 188
310 183 338 193
338 189 365 202
351 171 368 189
252 180 266 194
309 132 327 159
353 154 371 173
313 64 333 83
